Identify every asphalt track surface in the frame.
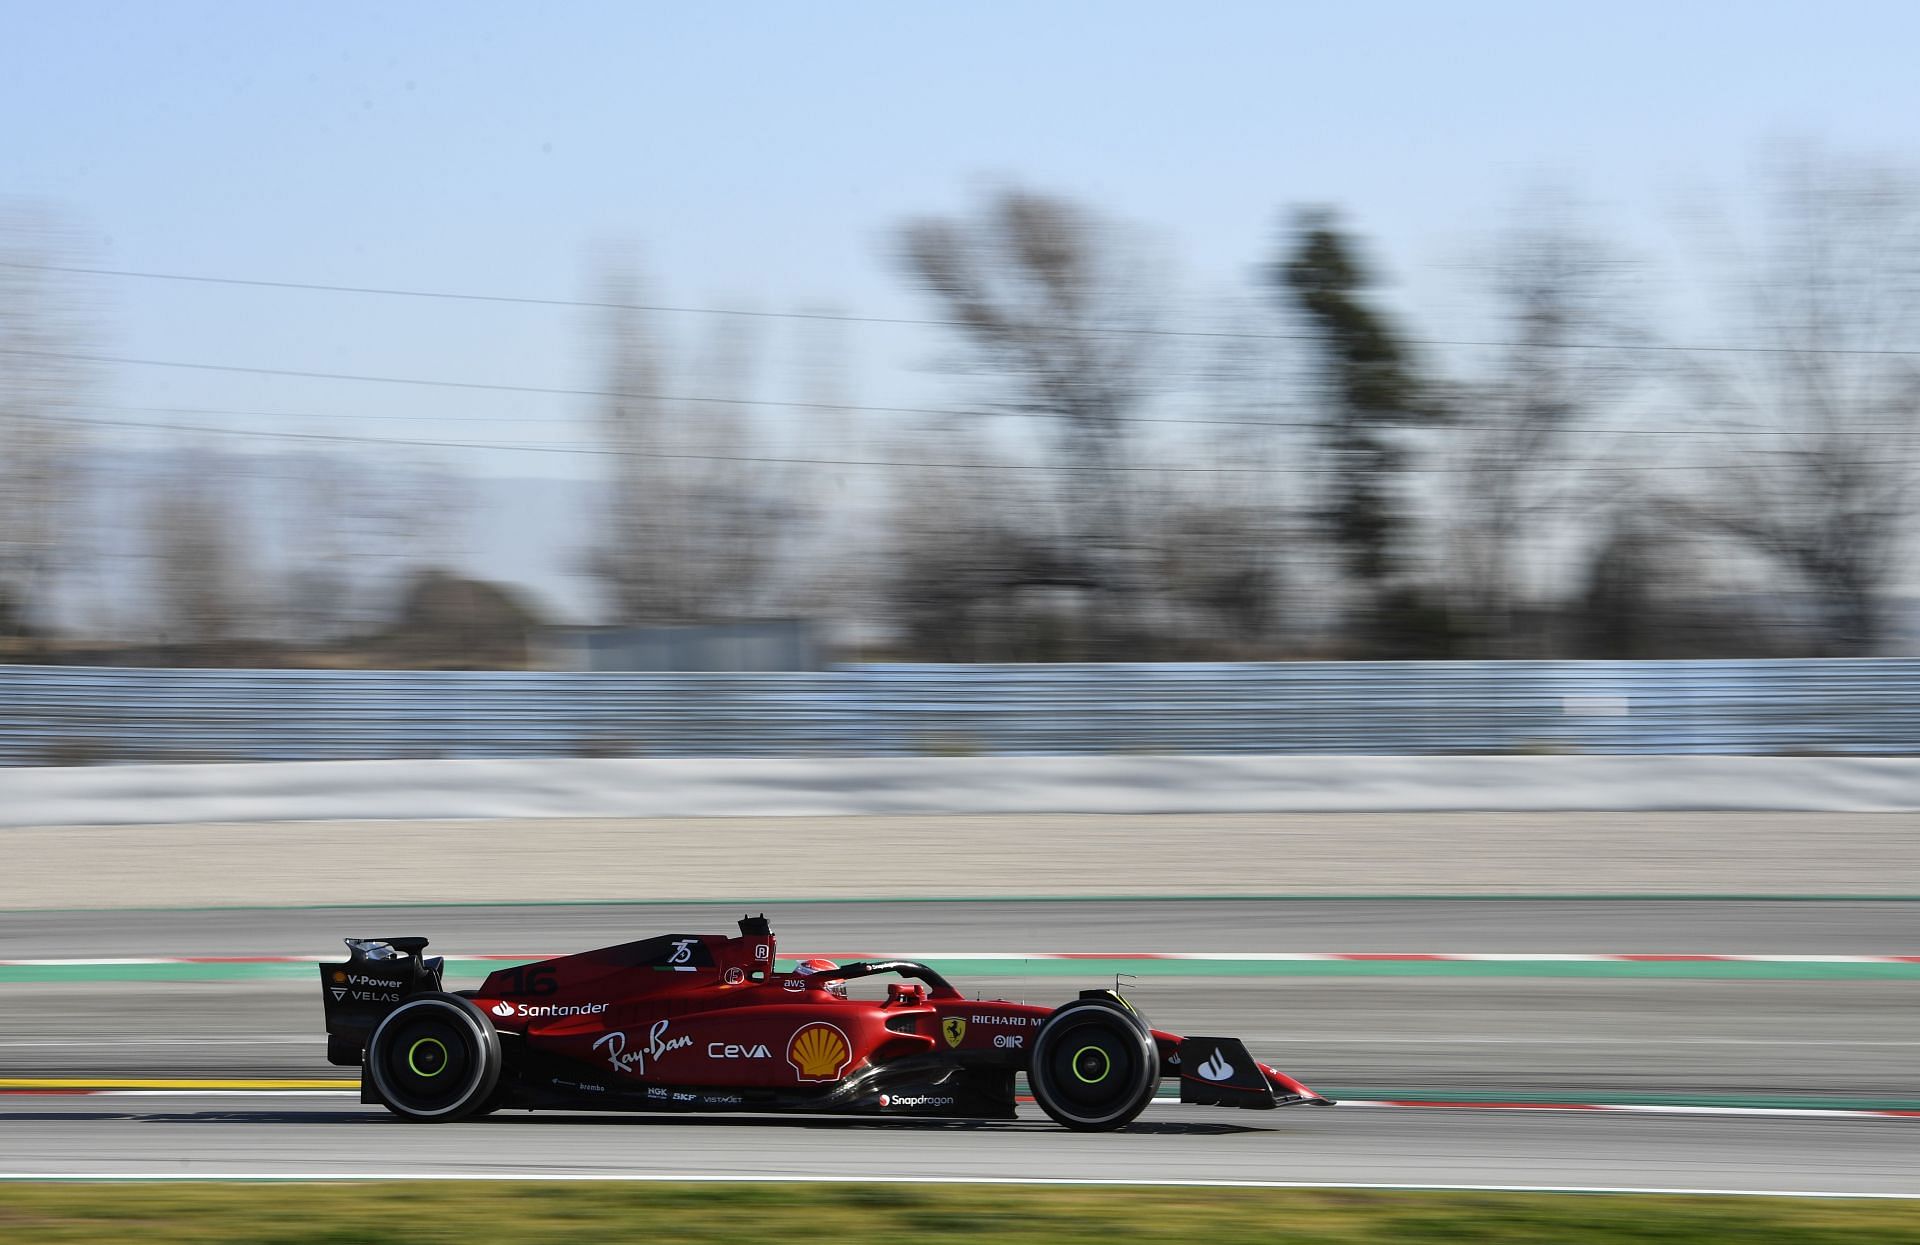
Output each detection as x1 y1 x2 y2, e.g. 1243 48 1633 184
2 899 1916 1192
4 1096 1916 1195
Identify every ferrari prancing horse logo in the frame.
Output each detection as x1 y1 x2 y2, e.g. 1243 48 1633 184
942 1017 966 1048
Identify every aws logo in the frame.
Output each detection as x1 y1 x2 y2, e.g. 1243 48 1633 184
787 1023 852 1082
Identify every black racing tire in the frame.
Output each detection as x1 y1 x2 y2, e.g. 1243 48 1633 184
1028 996 1158 1132
365 992 502 1122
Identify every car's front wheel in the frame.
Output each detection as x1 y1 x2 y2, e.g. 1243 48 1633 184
1028 995 1158 1131
365 993 502 1121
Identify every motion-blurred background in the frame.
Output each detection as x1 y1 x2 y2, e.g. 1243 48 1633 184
4 5 1919 686
2 3 1919 1205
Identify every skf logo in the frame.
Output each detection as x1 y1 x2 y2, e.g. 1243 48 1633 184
787 1023 852 1082
941 1017 966 1049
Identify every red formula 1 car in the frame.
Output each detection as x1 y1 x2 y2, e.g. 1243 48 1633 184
318 915 1332 1131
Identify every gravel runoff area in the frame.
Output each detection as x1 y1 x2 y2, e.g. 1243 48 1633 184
10 812 1919 909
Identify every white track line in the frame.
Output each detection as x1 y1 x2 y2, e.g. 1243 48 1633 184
0 1173 1912 1197
35 1091 1917 1120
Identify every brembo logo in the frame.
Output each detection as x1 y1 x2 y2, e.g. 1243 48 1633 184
490 1001 610 1019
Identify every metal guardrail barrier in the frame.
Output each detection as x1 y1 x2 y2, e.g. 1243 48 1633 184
1 660 1917 763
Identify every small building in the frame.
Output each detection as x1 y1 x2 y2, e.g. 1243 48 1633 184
538 620 821 672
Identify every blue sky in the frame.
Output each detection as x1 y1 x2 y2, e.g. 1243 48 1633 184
6 0 1919 481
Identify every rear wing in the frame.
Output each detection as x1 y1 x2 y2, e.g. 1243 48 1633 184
318 937 444 1066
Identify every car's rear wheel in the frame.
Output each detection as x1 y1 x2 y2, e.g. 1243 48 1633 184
1028 996 1158 1131
366 993 501 1121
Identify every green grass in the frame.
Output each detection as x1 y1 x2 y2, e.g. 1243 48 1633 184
0 1183 1914 1243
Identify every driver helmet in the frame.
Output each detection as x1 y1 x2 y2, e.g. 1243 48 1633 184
793 956 848 1000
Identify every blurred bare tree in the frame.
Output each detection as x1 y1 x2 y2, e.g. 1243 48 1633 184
586 257 796 625
1669 151 1920 655
0 207 95 640
144 450 251 648
1447 211 1639 656
279 451 469 645
895 189 1163 654
1140 491 1283 655
880 446 1092 661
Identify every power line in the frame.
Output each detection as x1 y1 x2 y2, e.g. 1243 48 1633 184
124 404 579 426
41 409 1807 475
0 347 1874 441
146 399 1852 440
7 258 1920 358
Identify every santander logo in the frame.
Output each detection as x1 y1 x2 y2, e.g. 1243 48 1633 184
1197 1049 1235 1082
487 1000 609 1019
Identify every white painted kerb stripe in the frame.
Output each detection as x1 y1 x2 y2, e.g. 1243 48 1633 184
43 1090 1920 1120
0 1173 1913 1198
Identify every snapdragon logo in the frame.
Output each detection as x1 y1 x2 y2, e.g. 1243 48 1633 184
489 1001 609 1019
880 1094 956 1109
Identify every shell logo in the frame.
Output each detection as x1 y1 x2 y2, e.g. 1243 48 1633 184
787 1023 852 1082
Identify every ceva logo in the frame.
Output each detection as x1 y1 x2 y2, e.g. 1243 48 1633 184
708 1041 771 1059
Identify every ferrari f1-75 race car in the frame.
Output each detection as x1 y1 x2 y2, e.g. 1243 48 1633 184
319 915 1332 1131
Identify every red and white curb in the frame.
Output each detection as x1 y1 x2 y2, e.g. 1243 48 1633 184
1333 1099 1920 1120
